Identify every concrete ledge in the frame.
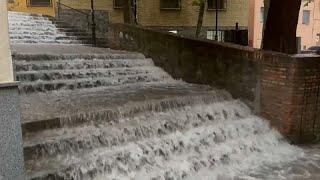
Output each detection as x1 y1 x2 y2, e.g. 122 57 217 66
0 81 19 88
0 83 25 180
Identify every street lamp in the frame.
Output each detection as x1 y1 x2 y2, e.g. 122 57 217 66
215 0 218 41
91 0 96 46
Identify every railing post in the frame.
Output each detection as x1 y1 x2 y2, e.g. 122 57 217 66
57 0 61 19
91 0 97 46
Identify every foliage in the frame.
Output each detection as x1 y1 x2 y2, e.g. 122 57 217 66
192 0 205 6
193 0 206 37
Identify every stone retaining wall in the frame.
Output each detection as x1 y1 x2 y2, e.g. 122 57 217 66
107 23 320 143
56 8 109 39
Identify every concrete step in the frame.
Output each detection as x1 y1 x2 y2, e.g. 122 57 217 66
11 36 92 45
63 31 90 37
9 20 53 26
9 31 57 36
9 19 53 23
55 35 92 41
8 16 50 22
14 59 153 72
12 53 145 62
9 22 55 27
8 11 98 46
9 27 61 33
8 15 49 19
53 22 87 30
10 35 69 40
16 67 163 82
9 11 47 17
11 40 58 44
24 103 256 180
11 40 83 44
19 83 220 131
57 27 88 33
18 72 172 93
22 99 243 162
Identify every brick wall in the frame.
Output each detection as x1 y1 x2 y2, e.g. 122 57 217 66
260 54 320 142
109 24 259 105
108 23 320 143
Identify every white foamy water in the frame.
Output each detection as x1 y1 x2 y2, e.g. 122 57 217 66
8 11 83 44
90 103 309 180
25 100 320 180
11 10 319 180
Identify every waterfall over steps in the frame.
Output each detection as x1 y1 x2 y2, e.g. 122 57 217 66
8 11 93 45
8 12 320 180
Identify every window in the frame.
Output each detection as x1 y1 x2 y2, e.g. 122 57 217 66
302 10 310 25
207 0 226 10
114 0 125 9
160 0 181 10
27 0 52 7
260 7 264 23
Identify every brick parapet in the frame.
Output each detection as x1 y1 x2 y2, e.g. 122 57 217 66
108 23 320 143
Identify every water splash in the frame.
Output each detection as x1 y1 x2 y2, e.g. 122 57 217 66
25 100 320 180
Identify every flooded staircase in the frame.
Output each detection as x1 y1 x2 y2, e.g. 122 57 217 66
9 11 319 180
9 11 106 46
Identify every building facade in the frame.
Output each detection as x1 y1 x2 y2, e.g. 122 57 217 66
134 0 249 39
249 0 320 50
9 0 248 40
7 0 56 16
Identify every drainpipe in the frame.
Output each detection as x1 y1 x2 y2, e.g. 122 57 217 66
261 0 270 48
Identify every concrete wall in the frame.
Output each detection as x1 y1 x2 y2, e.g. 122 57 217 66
1 1 14 83
0 1 25 180
8 0 56 16
0 84 25 180
57 8 109 39
108 23 320 143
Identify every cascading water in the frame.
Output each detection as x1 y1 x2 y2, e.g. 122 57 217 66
8 11 84 44
8 11 320 180
24 97 320 180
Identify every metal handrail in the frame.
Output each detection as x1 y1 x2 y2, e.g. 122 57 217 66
56 0 110 46
57 0 107 26
57 2 89 17
57 0 95 45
